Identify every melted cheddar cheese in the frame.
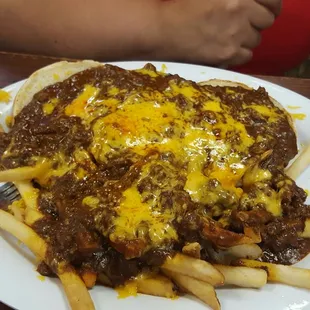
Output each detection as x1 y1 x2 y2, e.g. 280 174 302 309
42 98 59 115
0 89 11 103
110 186 178 245
30 65 294 255
5 115 13 128
287 105 301 110
291 113 306 120
116 281 138 299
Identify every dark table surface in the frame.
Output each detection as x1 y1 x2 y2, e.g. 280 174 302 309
1 51 310 99
0 51 310 310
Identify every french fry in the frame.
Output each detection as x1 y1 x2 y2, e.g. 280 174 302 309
81 270 97 289
202 221 257 248
14 181 43 225
59 270 95 310
300 219 310 238
0 161 50 182
286 145 310 180
207 243 263 265
236 259 310 289
243 227 261 243
136 275 177 298
214 264 267 288
0 209 47 257
163 270 220 310
115 274 177 299
8 199 26 222
225 244 263 260
162 253 224 286
0 210 95 310
182 242 201 259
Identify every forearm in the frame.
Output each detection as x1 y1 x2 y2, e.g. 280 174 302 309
0 0 161 60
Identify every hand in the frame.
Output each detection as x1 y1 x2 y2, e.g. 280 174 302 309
155 0 281 67
256 0 282 16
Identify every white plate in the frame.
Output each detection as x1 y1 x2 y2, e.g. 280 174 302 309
1 61 310 310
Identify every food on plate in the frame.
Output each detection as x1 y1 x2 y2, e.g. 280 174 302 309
0 209 94 310
213 264 267 288
163 269 221 310
286 145 310 180
0 61 310 310
235 259 310 289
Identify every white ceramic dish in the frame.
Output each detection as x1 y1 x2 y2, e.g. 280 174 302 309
0 61 310 310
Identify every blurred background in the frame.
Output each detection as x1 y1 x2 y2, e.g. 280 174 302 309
287 58 310 78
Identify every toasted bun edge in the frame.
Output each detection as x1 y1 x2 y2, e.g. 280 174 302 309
13 60 102 118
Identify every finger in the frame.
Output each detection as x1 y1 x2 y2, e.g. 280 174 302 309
224 48 253 68
242 27 261 49
255 0 283 16
249 2 275 30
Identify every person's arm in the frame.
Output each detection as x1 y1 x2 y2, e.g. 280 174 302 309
0 0 281 66
0 0 162 60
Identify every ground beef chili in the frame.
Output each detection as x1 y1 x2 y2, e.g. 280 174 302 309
1 63 309 285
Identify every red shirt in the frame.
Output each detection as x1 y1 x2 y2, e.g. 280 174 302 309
234 0 310 75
